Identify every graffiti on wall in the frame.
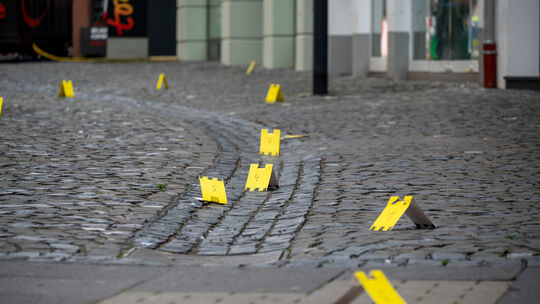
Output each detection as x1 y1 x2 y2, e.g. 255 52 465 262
21 0 51 28
106 0 146 37
107 0 133 35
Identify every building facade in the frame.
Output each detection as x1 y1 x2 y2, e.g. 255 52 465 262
177 0 313 71
175 0 539 89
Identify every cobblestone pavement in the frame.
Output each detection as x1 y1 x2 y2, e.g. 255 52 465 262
0 62 539 271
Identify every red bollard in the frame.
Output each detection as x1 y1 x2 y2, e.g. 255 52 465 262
483 41 497 88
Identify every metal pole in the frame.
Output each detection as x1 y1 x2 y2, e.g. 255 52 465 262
313 0 328 95
484 0 495 41
482 0 497 88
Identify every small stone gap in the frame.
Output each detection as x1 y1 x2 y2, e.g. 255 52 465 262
188 125 260 254
332 154 346 214
306 269 348 296
225 157 283 255
128 120 223 248
189 133 248 254
257 158 304 254
284 158 323 259
190 186 249 254
155 127 244 253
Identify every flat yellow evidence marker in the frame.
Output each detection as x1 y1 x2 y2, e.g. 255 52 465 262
58 80 74 98
369 196 435 231
354 270 407 304
260 129 280 156
265 84 284 103
0 97 3 120
333 270 406 304
199 176 227 205
156 73 168 90
282 134 308 139
244 164 278 191
246 61 256 75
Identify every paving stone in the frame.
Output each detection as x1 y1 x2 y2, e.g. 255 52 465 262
0 62 538 271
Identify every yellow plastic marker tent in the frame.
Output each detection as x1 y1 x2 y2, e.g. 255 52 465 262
246 61 256 75
156 73 168 90
58 80 74 98
199 176 227 205
0 97 3 120
265 84 284 103
245 164 278 191
332 270 406 304
370 196 435 231
260 129 280 156
355 270 407 304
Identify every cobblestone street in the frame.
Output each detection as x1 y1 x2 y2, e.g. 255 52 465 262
0 61 539 302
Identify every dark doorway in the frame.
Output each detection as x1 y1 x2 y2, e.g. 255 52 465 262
148 0 176 56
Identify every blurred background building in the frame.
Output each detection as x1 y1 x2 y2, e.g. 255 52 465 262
0 0 538 90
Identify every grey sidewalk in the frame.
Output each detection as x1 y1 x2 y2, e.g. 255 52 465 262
1 261 538 304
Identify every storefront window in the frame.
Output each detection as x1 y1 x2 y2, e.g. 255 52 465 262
414 0 479 60
371 0 387 58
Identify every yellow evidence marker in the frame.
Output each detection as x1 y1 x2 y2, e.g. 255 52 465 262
246 61 256 75
156 73 168 90
199 176 227 205
244 164 278 191
58 80 74 98
282 134 308 140
369 196 435 231
332 270 406 304
260 129 280 156
0 97 3 120
265 84 284 103
354 270 407 304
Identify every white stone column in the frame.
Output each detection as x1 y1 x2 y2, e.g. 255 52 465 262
352 0 371 77
329 0 353 76
295 0 313 71
177 0 208 61
221 0 263 65
387 0 411 80
262 0 295 68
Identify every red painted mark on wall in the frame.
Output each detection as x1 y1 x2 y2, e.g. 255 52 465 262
0 2 6 20
107 0 134 36
21 0 50 27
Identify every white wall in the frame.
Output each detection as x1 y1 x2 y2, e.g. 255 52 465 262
352 0 371 34
387 0 411 32
496 0 540 88
329 0 353 35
